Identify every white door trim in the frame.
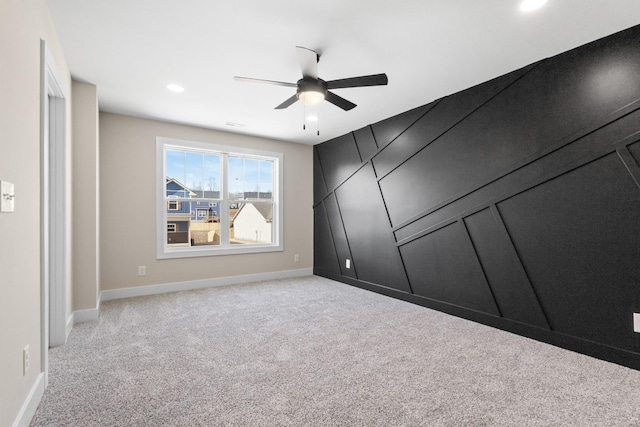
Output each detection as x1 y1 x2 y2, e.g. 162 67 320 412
40 40 68 386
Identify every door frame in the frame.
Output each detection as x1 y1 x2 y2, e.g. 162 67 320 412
40 40 69 385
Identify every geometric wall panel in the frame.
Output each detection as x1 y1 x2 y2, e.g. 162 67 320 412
497 153 640 352
324 193 357 279
370 103 433 149
313 201 341 276
316 132 362 191
373 64 534 180
313 148 328 204
380 25 640 227
314 24 640 369
400 221 500 315
464 208 549 328
335 164 411 292
629 140 640 167
353 126 379 161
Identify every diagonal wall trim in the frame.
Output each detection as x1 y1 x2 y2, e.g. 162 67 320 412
617 144 640 190
390 98 640 233
314 103 440 206
374 63 540 183
370 102 439 152
488 204 552 330
395 124 640 248
457 218 502 317
313 161 370 208
328 194 358 279
320 200 342 275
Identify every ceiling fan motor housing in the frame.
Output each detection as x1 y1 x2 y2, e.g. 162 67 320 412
297 78 328 104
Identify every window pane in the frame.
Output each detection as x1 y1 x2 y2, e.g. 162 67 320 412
228 156 272 201
203 154 221 199
230 202 273 245
228 156 244 201
189 220 221 246
166 219 220 246
166 150 186 197
166 221 190 245
243 158 259 199
259 160 273 200
166 150 184 180
185 152 204 198
166 149 221 199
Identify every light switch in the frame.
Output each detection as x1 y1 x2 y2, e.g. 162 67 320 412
1 181 15 213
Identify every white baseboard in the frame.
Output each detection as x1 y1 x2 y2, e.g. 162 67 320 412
66 313 74 338
101 268 313 302
12 372 44 427
73 306 100 324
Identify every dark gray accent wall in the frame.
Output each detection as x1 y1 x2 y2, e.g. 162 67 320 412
313 24 640 369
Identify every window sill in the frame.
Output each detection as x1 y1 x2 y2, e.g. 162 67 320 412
157 243 283 259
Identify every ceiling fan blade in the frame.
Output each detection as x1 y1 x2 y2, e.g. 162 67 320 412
325 91 357 111
234 76 297 88
326 73 388 90
275 94 299 110
296 46 319 80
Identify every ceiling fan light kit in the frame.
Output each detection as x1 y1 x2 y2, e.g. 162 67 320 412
297 78 327 106
234 46 388 113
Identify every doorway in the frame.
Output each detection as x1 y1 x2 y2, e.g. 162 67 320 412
40 40 68 385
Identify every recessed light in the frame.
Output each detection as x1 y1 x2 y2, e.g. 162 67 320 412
166 83 184 93
520 0 547 12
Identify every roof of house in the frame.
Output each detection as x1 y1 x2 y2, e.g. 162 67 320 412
232 203 273 223
201 190 221 199
166 177 197 196
166 178 221 199
240 192 272 200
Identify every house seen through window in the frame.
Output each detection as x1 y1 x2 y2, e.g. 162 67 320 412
157 137 283 258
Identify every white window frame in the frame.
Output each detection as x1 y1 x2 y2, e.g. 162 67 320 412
167 198 179 210
167 223 177 232
156 137 283 259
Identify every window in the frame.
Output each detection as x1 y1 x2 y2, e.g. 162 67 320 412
167 199 179 210
156 137 283 258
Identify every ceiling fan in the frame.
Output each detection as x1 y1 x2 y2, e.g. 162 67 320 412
234 46 388 111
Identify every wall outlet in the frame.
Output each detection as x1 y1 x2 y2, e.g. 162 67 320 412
634 313 640 333
138 265 146 276
294 254 300 263
346 259 351 269
23 345 29 375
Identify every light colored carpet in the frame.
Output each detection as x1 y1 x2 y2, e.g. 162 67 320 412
31 275 640 426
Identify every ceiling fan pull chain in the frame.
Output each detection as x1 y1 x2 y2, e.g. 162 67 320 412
303 104 306 130
317 108 320 136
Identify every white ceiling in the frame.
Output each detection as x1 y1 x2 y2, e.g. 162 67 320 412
47 0 640 145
